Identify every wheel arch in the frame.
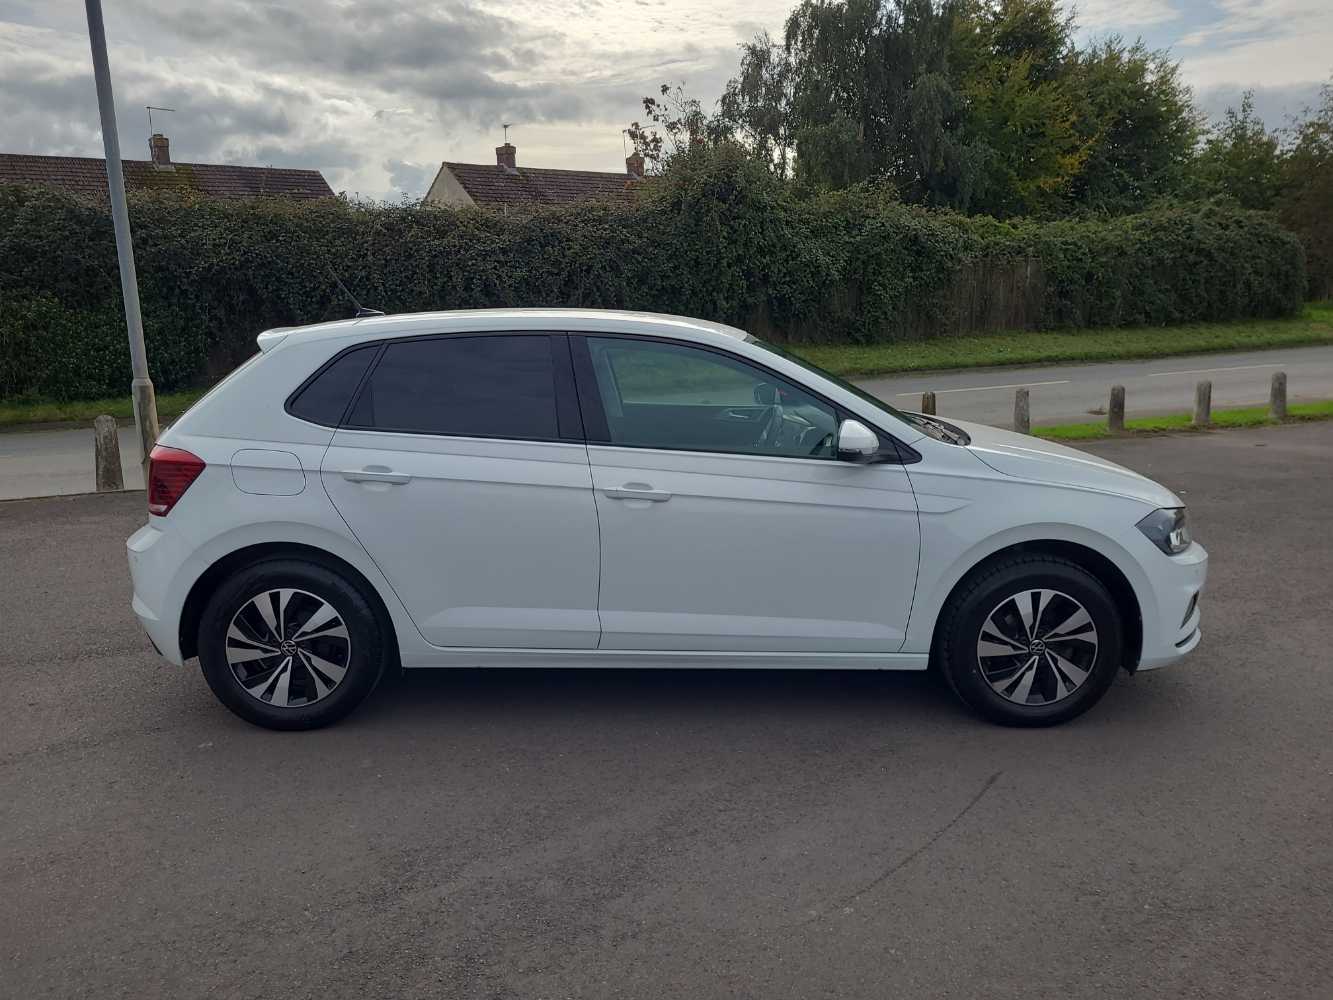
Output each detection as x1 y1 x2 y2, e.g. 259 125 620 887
927 538 1144 672
179 541 401 666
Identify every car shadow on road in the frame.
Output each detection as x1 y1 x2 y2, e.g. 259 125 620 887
342 660 1191 739
357 665 963 730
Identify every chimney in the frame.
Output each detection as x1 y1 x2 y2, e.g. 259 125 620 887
149 132 171 167
496 142 517 173
625 151 645 178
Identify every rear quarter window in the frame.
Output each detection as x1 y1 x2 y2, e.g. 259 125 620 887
286 345 380 426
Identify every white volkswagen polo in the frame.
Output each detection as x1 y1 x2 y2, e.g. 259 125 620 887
127 309 1206 730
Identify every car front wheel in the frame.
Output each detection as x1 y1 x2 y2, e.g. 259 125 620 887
937 555 1123 726
197 559 389 730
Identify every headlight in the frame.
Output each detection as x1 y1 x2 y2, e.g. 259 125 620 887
1137 507 1192 555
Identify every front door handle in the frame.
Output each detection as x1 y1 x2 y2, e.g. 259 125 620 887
603 484 671 502
342 466 411 485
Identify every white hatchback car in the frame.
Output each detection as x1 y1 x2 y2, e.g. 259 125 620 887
127 309 1206 730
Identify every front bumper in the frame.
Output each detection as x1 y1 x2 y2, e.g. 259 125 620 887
1135 541 1208 671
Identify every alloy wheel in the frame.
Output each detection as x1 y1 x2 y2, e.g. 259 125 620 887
975 588 1099 707
225 588 351 708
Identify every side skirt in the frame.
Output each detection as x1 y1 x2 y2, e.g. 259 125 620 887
400 649 930 671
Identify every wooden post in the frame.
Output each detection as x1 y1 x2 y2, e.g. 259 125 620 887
1270 371 1287 419
1193 380 1212 426
1013 387 1030 434
93 414 124 492
920 391 936 415
1108 385 1125 433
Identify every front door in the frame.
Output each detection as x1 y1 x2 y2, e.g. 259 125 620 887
321 332 600 649
574 335 920 653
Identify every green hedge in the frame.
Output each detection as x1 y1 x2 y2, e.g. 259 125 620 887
0 149 1306 402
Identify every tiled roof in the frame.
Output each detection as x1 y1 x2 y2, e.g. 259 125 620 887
0 153 334 200
443 161 638 208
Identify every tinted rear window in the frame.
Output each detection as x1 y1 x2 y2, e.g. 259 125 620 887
288 345 379 426
346 335 559 439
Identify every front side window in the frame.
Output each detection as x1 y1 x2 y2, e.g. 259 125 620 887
346 335 559 439
584 337 839 458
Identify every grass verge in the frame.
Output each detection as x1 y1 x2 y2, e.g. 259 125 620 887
0 388 209 430
1032 399 1333 441
794 303 1333 378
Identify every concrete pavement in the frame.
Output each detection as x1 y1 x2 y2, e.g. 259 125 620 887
2 343 1331 501
0 422 143 501
2 423 1331 999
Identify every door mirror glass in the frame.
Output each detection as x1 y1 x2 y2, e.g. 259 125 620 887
837 419 880 461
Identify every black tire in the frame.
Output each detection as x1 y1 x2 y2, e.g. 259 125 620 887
936 555 1123 727
197 559 389 730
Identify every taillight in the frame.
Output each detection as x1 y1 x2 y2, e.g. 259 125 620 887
147 445 206 516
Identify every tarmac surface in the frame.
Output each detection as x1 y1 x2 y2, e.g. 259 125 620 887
1 422 1330 999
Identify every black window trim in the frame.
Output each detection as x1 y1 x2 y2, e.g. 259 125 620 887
285 330 584 444
569 332 920 465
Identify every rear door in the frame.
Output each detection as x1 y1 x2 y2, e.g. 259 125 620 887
574 334 921 653
320 332 600 649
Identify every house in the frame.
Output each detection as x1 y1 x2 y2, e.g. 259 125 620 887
0 133 334 200
423 142 644 211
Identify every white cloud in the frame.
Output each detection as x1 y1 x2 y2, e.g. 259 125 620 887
1072 0 1180 32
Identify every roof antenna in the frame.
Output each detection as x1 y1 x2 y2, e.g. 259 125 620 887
146 105 174 148
326 267 385 318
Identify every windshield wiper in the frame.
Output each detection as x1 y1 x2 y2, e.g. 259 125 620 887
912 413 970 446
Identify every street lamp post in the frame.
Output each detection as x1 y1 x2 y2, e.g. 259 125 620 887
83 0 159 484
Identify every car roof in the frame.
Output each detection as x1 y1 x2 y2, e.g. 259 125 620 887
257 308 750 353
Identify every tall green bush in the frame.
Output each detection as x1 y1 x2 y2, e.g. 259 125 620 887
0 152 1305 402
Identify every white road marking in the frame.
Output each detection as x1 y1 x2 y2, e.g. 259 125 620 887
1146 363 1282 378
895 379 1070 397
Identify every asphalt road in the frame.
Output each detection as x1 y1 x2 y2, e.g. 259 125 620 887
857 343 1333 428
3 343 1331 501
2 424 1331 999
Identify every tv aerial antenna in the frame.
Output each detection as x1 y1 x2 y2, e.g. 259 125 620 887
146 105 175 154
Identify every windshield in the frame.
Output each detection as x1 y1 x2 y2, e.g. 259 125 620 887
746 336 968 443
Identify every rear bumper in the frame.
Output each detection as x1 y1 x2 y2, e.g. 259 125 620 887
1135 542 1208 671
127 520 189 665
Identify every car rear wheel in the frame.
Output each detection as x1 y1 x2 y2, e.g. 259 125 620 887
197 559 389 730
936 555 1123 726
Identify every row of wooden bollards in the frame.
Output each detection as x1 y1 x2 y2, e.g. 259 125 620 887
921 371 1291 434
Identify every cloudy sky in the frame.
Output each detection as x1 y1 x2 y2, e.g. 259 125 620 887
1 1 1329 200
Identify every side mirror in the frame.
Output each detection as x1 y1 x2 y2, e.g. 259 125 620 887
836 419 880 462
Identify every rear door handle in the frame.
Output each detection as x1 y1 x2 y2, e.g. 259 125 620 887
603 484 671 502
342 467 411 485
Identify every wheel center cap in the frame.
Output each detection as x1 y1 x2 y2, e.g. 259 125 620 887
1028 638 1047 655
280 639 298 655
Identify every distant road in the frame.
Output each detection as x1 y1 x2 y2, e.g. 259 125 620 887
2 343 1332 501
856 343 1333 426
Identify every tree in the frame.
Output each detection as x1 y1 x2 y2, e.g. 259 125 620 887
630 1 1206 218
1066 38 1202 213
1192 92 1282 210
954 0 1088 216
719 32 797 179
626 84 731 173
1277 80 1333 298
